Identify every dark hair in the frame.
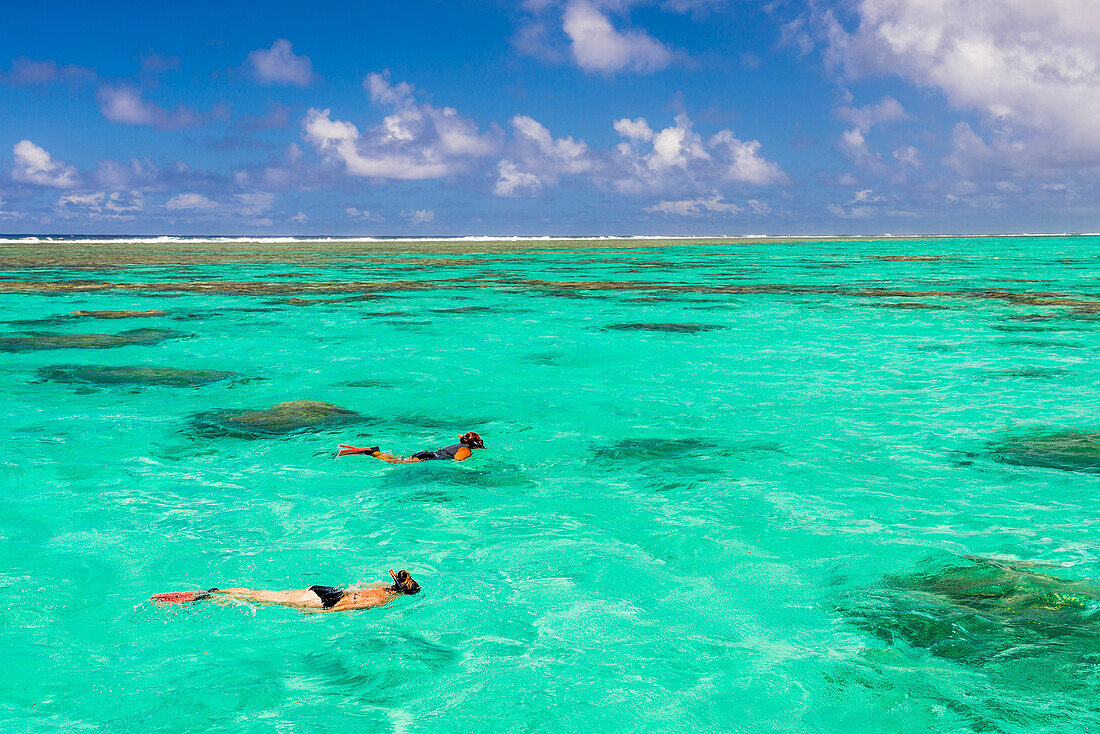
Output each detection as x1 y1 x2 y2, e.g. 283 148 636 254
392 569 421 595
459 431 485 449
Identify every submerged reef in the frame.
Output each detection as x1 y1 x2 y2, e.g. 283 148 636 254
70 309 168 318
841 556 1100 666
602 323 727 333
36 365 235 387
0 328 186 352
190 399 366 438
992 429 1100 472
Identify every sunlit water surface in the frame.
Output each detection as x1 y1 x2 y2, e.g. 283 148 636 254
1 236 1099 732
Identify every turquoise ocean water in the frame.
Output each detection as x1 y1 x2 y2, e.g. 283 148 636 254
1 235 1098 732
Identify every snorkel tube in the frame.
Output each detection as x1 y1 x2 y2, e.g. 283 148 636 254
389 569 421 595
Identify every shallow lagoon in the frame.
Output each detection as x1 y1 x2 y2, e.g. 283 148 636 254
1 235 1099 732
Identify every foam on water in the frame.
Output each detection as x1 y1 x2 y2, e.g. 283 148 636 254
1 235 1099 732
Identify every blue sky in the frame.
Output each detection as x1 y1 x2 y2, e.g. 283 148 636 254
0 0 1096 235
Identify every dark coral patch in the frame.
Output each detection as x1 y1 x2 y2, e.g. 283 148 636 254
37 364 235 387
190 399 367 438
602 322 727 333
70 309 168 318
991 429 1100 472
0 328 186 352
839 556 1100 667
868 302 953 310
983 367 1072 380
430 305 498 313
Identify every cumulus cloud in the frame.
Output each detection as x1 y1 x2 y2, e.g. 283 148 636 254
613 117 655 142
245 39 315 87
12 140 78 187
345 207 382 222
823 0 1100 165
495 160 544 196
302 71 499 179
834 96 906 167
234 192 274 215
97 86 201 129
495 115 594 195
645 191 741 216
404 208 435 224
562 1 673 73
852 188 884 203
610 113 787 193
836 96 906 132
165 193 218 210
828 188 888 218
57 191 143 220
893 145 921 167
488 110 787 197
838 126 875 164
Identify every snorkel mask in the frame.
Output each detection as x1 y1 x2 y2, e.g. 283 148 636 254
390 569 421 595
460 432 486 449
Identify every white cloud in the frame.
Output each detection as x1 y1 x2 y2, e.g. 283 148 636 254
97 86 200 129
165 193 218 210
747 199 771 215
302 71 499 180
942 121 1014 179
494 115 594 195
562 1 672 73
12 140 78 187
245 39 315 86
893 145 921 167
645 191 741 216
405 208 435 224
836 96 906 132
512 115 592 174
234 192 274 215
829 188 886 218
345 207 382 222
840 127 868 156
289 212 308 223
834 96 906 168
824 0 1100 165
495 160 543 196
613 117 655 142
57 190 143 219
611 113 787 193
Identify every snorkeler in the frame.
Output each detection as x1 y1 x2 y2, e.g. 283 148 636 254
337 431 486 463
151 570 420 612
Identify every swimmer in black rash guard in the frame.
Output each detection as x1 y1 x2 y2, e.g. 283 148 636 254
337 431 486 463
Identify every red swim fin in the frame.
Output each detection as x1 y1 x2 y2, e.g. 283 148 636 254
151 589 215 605
337 444 378 457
